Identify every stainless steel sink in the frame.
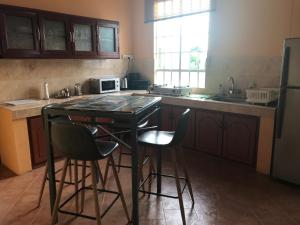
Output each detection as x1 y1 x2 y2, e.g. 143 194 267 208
209 96 247 103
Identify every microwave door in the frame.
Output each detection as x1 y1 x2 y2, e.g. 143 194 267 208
102 80 116 92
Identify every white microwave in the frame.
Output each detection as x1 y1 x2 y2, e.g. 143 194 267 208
90 78 120 94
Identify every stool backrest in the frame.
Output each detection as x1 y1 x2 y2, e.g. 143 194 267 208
170 108 190 146
51 121 102 161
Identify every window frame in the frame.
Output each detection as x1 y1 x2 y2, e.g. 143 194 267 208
154 12 210 88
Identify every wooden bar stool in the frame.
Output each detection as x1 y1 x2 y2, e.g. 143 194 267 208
137 108 195 225
49 121 130 225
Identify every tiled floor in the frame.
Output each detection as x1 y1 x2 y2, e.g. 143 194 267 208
0 150 300 225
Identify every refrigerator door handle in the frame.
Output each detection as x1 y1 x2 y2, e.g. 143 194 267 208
280 46 290 87
276 46 290 139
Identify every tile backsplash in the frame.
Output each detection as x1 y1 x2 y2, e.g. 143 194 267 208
205 55 282 94
0 59 128 102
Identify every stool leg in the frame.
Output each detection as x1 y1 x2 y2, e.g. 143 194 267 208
171 150 186 225
51 158 70 225
96 161 105 188
109 155 131 222
178 148 195 205
138 146 146 192
117 136 124 173
148 151 154 198
74 160 79 213
68 160 73 183
90 161 102 225
80 161 87 213
37 162 48 207
103 159 110 187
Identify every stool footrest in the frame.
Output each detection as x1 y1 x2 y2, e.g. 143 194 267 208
110 154 152 170
58 186 120 220
138 173 187 199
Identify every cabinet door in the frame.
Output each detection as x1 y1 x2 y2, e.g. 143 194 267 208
28 116 63 167
223 114 258 165
39 13 71 57
28 116 47 167
195 110 223 156
97 21 119 58
1 8 40 57
160 104 173 131
71 18 97 57
172 106 195 149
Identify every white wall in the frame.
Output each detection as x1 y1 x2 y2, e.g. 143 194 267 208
132 0 300 94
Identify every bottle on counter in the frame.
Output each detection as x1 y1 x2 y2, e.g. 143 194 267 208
44 82 50 100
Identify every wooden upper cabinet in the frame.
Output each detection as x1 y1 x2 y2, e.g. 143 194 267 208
195 110 223 156
0 5 120 59
222 114 258 165
39 13 71 57
70 18 97 58
1 7 41 57
96 21 120 58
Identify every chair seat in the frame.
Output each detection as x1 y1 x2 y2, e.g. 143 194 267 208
95 141 119 159
138 130 175 147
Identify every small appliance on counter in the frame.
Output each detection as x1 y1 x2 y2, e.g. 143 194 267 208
245 88 279 105
120 76 128 90
74 83 82 96
127 73 150 90
148 84 192 97
54 88 71 99
90 77 120 94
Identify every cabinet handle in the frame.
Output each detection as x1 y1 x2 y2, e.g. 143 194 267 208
72 32 76 43
69 32 73 43
36 27 41 41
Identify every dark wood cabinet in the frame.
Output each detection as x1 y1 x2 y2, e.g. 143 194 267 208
0 4 120 59
39 13 71 57
28 116 47 167
1 7 41 57
222 114 258 165
70 18 97 58
97 21 119 59
195 110 223 156
28 116 64 167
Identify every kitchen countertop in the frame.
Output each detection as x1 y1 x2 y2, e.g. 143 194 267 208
133 93 276 118
0 91 276 120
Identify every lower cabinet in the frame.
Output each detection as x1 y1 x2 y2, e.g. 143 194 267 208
159 104 259 166
195 110 223 156
222 114 258 165
28 116 48 167
28 116 63 167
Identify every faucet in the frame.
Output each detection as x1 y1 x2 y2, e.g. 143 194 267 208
227 76 235 95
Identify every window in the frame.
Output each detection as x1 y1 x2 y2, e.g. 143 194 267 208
154 13 209 88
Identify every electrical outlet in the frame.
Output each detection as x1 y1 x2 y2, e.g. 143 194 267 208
122 54 134 60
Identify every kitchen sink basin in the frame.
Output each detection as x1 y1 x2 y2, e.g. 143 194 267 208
209 96 247 103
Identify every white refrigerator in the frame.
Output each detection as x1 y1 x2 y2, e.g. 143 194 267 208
272 38 300 185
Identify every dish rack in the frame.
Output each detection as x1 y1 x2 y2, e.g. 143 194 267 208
246 88 279 105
